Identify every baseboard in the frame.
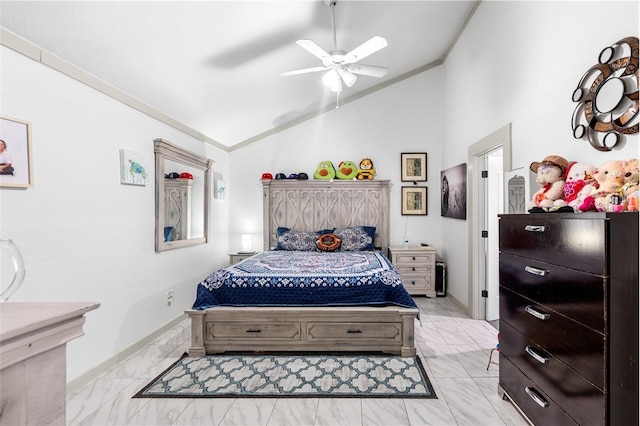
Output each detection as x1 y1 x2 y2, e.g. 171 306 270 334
447 293 471 317
66 313 186 393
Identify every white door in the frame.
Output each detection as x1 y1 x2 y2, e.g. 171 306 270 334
485 149 503 321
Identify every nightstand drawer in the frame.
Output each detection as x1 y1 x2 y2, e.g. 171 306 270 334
401 276 430 290
396 265 432 275
393 253 434 265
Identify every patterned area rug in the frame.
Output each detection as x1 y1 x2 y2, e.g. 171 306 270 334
134 353 436 398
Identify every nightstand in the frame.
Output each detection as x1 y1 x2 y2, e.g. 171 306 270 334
229 252 257 265
388 246 437 297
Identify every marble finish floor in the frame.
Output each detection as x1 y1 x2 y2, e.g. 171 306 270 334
67 297 529 425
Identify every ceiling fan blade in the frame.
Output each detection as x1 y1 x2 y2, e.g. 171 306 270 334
339 69 357 87
279 66 329 77
346 64 389 78
296 39 332 64
343 36 388 64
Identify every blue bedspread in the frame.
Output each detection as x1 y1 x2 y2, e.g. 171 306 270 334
192 251 418 310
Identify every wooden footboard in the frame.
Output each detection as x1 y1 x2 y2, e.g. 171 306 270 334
185 306 418 357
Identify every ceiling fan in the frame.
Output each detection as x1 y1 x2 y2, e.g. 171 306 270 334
279 0 389 96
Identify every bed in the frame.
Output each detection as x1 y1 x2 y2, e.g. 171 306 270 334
185 179 420 357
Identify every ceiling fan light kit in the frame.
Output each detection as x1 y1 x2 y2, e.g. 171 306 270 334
280 0 389 103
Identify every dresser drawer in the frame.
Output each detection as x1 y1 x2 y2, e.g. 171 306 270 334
500 321 605 425
499 253 604 332
207 322 301 340
500 354 578 426
499 215 606 274
307 322 401 342
500 288 605 389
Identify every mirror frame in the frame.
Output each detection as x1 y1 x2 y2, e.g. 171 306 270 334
154 138 213 252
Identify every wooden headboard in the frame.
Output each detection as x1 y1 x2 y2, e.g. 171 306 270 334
262 180 391 252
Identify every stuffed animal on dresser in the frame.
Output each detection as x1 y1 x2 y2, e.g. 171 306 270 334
585 160 627 212
335 161 359 180
528 155 569 212
563 161 597 212
313 160 336 180
357 158 376 180
622 158 639 211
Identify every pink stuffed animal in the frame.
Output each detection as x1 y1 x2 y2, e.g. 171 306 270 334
528 155 569 212
583 160 626 212
563 161 597 212
622 158 639 211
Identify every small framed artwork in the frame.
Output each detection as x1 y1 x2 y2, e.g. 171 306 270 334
401 152 427 182
119 149 148 186
402 186 428 215
0 115 33 188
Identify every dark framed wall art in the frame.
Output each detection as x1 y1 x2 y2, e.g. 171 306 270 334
401 152 427 182
440 163 467 219
0 116 33 188
402 186 427 215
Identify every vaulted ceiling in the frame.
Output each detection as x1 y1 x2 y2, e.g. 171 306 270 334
0 1 478 150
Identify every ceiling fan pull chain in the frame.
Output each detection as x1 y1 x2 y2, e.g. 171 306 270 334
330 1 338 51
336 92 340 109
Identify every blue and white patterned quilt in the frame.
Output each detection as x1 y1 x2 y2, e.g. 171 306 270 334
192 251 417 310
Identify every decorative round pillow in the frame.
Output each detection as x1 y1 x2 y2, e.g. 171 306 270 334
316 234 342 252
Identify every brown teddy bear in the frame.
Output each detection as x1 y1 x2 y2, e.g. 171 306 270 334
528 155 570 212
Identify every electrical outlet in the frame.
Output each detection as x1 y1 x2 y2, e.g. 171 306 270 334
167 290 175 306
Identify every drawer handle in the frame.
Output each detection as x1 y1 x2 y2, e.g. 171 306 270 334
412 257 416 260
412 267 416 271
524 266 548 277
525 346 549 364
524 225 546 232
525 305 550 321
246 329 262 333
524 386 549 408
347 329 363 334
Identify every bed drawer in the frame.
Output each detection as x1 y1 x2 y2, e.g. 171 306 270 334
500 321 605 425
499 215 606 274
307 322 401 342
206 322 301 340
499 354 578 426
500 288 604 389
499 253 604 332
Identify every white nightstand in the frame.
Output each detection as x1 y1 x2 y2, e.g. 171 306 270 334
229 252 257 265
388 245 437 297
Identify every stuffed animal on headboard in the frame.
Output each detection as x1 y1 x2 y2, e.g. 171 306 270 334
622 158 639 211
336 161 359 180
313 160 336 180
357 158 376 180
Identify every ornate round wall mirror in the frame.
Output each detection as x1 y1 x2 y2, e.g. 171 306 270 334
571 36 639 151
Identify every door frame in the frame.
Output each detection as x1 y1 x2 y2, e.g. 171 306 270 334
467 123 512 320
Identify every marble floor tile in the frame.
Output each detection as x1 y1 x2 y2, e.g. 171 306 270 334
267 398 319 426
123 398 192 425
173 398 236 426
472 377 530 426
361 398 409 426
219 398 277 426
314 398 362 426
404 397 458 426
437 378 507 426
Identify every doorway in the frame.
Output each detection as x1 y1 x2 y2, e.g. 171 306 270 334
467 124 512 320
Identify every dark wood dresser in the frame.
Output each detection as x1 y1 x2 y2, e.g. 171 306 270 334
498 212 638 426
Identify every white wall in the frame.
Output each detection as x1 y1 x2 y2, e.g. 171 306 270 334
229 68 446 253
442 1 639 306
0 46 231 382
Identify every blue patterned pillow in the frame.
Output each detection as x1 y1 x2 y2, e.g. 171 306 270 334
275 227 319 251
334 226 376 251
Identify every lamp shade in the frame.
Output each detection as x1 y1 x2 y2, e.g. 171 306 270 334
241 234 252 253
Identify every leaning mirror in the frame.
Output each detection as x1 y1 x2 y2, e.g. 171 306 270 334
154 138 213 252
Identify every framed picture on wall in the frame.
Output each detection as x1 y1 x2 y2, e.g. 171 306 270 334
441 163 467 219
401 186 427 215
401 152 427 181
0 116 33 188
